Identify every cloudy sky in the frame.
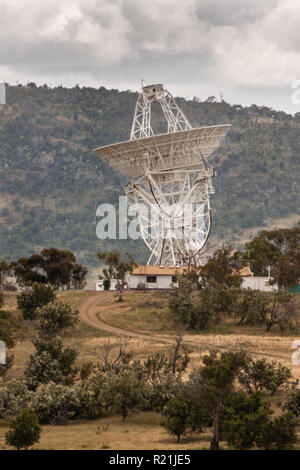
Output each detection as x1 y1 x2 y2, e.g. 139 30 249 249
1 0 300 112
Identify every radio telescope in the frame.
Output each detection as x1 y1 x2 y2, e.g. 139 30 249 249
94 83 230 266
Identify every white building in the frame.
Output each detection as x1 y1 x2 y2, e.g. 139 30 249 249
127 265 187 290
127 265 277 292
241 276 277 292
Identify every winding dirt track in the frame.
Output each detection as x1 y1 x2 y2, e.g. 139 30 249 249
79 292 297 369
79 292 175 344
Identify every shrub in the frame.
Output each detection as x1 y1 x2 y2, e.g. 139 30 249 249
161 389 195 443
30 381 80 424
17 283 55 320
220 391 271 450
36 300 78 336
5 409 41 450
24 337 78 391
238 358 292 395
0 380 32 420
106 371 146 421
103 279 110 291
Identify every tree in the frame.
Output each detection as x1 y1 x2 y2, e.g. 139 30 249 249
0 310 15 349
30 381 80 424
200 247 242 288
220 391 271 450
71 263 88 290
11 248 88 290
17 282 56 320
256 412 297 450
24 336 78 391
162 389 194 443
139 352 181 412
169 334 190 374
40 247 77 290
239 235 280 276
0 380 32 420
280 387 300 417
272 250 300 291
239 226 300 277
266 290 296 332
238 358 292 395
5 408 41 450
72 372 109 419
234 288 268 326
0 309 15 379
11 255 47 287
97 251 136 301
169 277 239 330
106 370 145 421
103 278 111 291
187 350 247 450
36 300 79 336
0 259 11 291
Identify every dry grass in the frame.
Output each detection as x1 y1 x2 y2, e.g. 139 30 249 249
2 289 300 449
0 412 214 450
95 290 176 334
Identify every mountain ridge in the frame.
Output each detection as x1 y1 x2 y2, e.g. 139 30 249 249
0 83 299 266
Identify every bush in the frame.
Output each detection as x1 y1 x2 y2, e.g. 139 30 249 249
220 392 271 450
257 412 298 450
238 358 292 395
280 387 300 417
235 289 268 325
103 279 111 291
5 408 41 450
161 389 195 443
169 278 239 330
30 381 80 424
36 300 78 336
220 391 297 450
72 373 109 419
106 370 146 421
24 337 78 391
0 380 32 420
17 283 55 320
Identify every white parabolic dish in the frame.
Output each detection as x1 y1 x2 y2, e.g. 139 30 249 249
93 124 231 177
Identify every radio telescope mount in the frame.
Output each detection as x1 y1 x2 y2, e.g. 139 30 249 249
94 82 230 267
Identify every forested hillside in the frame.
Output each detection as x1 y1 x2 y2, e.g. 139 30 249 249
0 84 299 266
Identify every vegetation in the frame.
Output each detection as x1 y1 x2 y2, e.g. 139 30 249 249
11 247 88 290
0 84 299 266
5 408 41 450
97 250 136 301
17 283 56 320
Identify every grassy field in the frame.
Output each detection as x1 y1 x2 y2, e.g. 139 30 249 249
0 412 218 450
1 289 300 450
95 290 300 337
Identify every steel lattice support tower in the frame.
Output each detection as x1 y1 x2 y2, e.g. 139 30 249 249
94 82 230 266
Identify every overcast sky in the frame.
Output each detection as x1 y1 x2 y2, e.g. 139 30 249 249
1 0 300 113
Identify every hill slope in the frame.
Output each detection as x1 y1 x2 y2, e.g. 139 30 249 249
0 84 299 266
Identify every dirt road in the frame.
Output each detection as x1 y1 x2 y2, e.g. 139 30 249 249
79 292 300 377
79 292 175 344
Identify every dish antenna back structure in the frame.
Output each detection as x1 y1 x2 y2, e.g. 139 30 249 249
94 82 230 266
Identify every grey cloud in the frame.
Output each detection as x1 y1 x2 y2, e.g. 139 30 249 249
0 0 299 112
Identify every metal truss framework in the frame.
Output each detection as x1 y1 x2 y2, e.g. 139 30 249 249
94 83 230 266
130 82 191 139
